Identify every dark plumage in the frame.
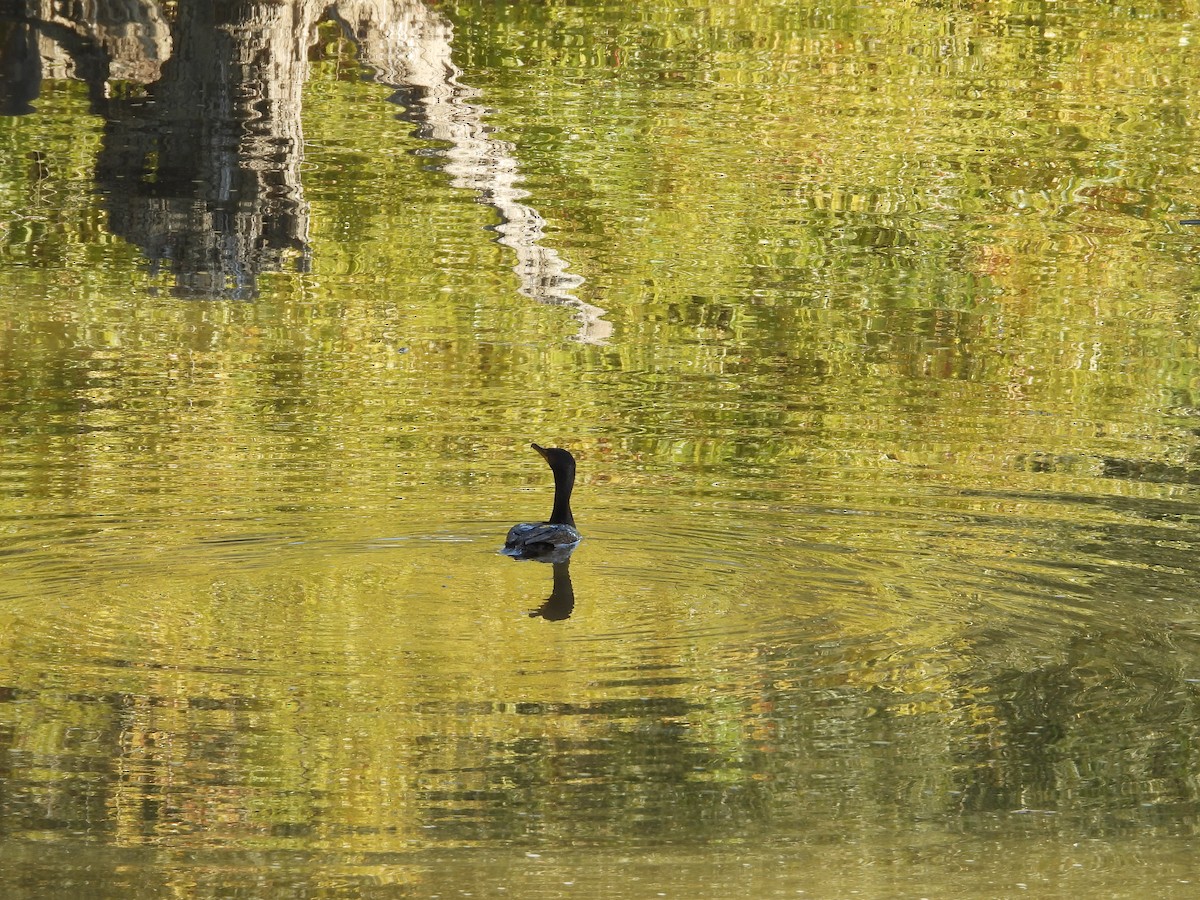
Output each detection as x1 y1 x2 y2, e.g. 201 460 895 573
502 443 582 559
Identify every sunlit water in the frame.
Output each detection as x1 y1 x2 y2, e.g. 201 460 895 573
2 1 1200 896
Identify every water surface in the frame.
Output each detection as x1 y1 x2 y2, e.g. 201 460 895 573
1 0 1199 896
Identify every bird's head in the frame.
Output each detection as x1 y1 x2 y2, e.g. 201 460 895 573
532 443 576 477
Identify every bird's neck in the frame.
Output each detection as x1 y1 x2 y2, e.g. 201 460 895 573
549 469 575 527
551 561 574 600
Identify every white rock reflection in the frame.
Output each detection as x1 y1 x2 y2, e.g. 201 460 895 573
342 1 611 343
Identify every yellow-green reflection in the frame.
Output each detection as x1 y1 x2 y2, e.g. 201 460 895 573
1 0 1199 896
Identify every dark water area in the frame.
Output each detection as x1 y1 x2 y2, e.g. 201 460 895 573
1 0 1199 896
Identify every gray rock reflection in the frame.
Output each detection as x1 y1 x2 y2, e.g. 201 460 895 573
3 0 609 340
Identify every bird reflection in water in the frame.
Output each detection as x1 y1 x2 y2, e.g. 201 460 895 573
528 559 576 621
502 544 578 621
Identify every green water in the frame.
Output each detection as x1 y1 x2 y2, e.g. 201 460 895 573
2 1 1199 896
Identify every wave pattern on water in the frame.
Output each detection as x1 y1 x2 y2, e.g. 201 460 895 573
3 0 1200 894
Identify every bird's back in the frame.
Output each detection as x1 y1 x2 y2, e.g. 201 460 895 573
503 521 582 554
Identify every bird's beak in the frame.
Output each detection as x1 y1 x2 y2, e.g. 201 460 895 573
531 442 548 458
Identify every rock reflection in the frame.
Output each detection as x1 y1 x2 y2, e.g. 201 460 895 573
0 18 42 115
3 0 608 337
95 2 310 299
338 4 610 343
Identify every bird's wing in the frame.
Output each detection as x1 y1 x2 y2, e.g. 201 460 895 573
506 523 580 547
